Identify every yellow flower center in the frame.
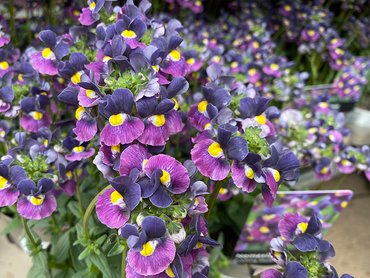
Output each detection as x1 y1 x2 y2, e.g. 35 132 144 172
244 166 254 179
75 106 85 120
41 48 54 59
110 190 124 205
259 226 270 234
204 122 212 130
166 266 175 278
150 114 166 127
66 171 73 180
335 48 344 55
272 169 280 182
109 114 126 126
318 102 328 108
195 0 201 6
187 58 195 65
197 100 208 113
85 89 97 99
0 176 8 189
73 146 85 153
320 167 329 174
340 201 348 208
297 222 308 233
284 5 291 11
248 68 257 76
160 170 171 187
30 196 44 206
208 142 223 158
43 139 49 147
169 50 181 61
111 144 120 154
307 30 316 37
172 98 179 110
71 71 83 84
140 241 156 257
89 1 96 10
219 188 228 195
18 74 24 82
0 130 5 137
262 214 275 221
152 65 159 72
121 30 137 39
102 56 112 62
341 160 351 166
344 88 351 95
270 63 279 71
31 111 43 120
336 60 342 66
212 56 221 63
255 114 266 125
252 41 260 48
230 61 238 68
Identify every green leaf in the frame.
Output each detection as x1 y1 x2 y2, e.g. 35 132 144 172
78 246 92 260
70 245 86 271
27 251 50 278
50 230 71 263
68 201 81 218
107 241 125 257
0 215 21 236
89 252 113 278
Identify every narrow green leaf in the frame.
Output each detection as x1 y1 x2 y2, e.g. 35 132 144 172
89 252 113 278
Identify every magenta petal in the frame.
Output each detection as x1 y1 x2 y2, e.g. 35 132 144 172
85 62 105 81
65 148 95 161
161 59 187 77
17 194 57 220
101 118 144 146
79 8 96 26
165 110 183 135
60 180 76 196
0 188 19 207
127 238 176 276
73 119 97 142
231 162 257 193
138 123 169 146
78 88 100 107
119 144 151 176
20 114 52 132
96 187 129 229
191 139 230 181
144 154 190 194
0 36 10 47
30 52 58 75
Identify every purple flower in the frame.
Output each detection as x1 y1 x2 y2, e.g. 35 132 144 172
0 50 11 78
20 96 52 133
119 144 151 176
96 176 141 229
115 15 147 49
121 216 176 276
58 53 88 85
261 262 308 278
30 30 69 76
0 87 14 113
313 157 332 181
0 164 26 207
191 124 249 181
64 138 95 162
79 0 105 26
260 146 300 206
16 178 57 220
231 153 262 193
143 154 190 208
100 89 144 146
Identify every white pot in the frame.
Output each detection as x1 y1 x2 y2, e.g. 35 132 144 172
346 107 370 146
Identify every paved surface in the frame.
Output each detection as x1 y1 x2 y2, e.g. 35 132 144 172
0 174 368 277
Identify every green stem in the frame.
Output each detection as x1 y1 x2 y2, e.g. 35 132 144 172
21 217 37 248
83 185 111 238
9 0 16 44
76 181 85 217
206 181 222 219
121 246 128 278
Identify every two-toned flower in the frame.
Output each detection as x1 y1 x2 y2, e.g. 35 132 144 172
96 175 141 229
30 30 69 76
16 178 57 220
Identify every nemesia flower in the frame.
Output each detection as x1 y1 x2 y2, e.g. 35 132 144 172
0 164 26 207
19 95 52 133
79 0 105 26
30 30 69 76
121 216 176 276
100 88 144 146
16 178 57 220
115 15 147 49
119 144 151 176
96 176 141 229
0 87 14 113
63 138 95 161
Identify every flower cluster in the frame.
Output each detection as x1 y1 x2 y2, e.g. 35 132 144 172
261 212 353 278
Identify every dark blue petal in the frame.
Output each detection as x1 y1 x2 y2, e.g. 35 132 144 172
119 223 138 239
136 97 157 117
141 216 166 239
154 99 175 115
149 187 173 208
54 42 70 60
17 179 36 195
58 86 79 105
39 30 56 48
239 97 256 118
226 136 248 161
284 262 308 278
166 77 189 98
38 178 54 194
293 234 318 252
